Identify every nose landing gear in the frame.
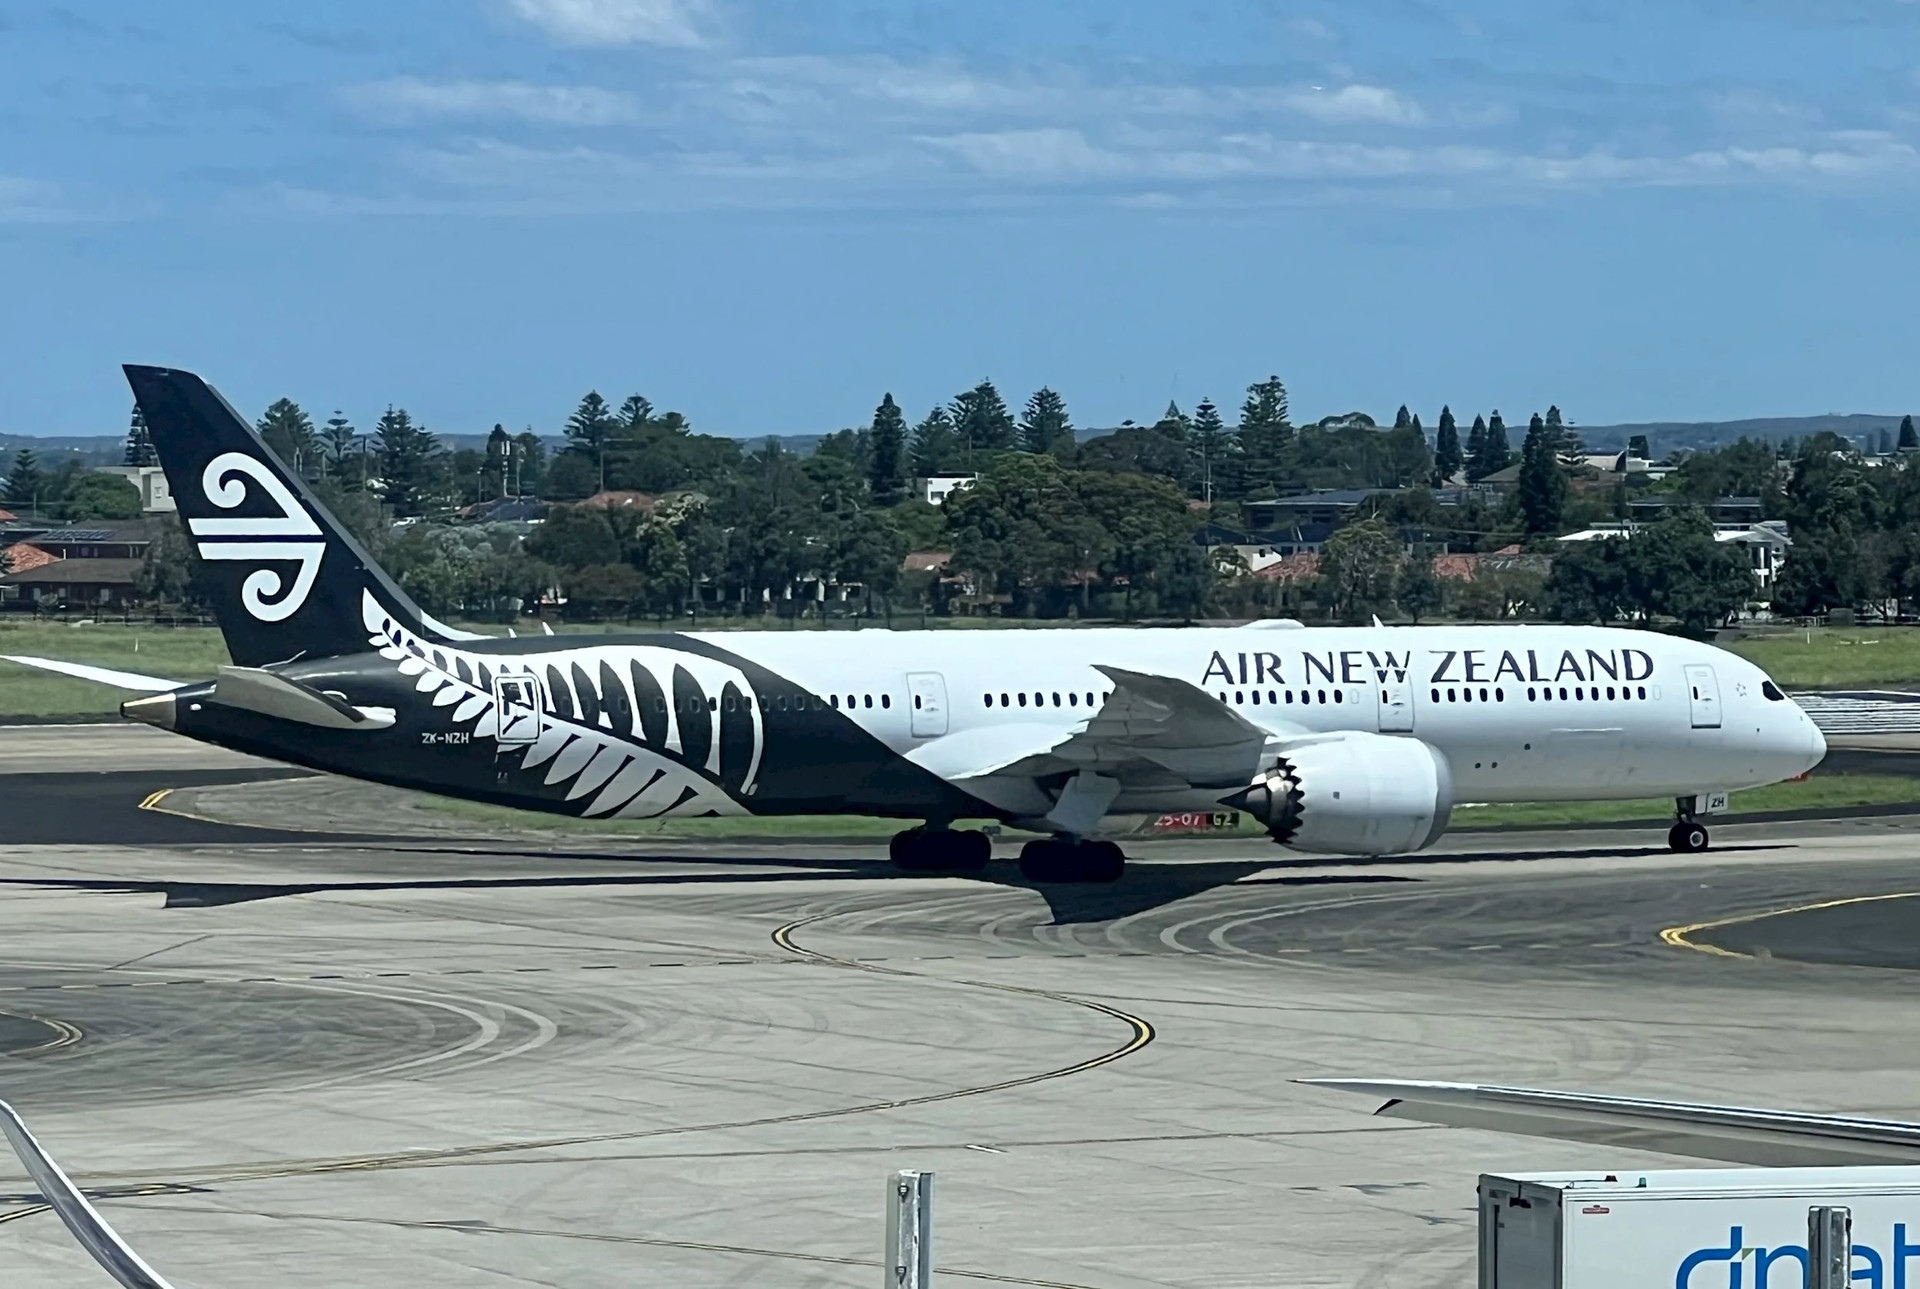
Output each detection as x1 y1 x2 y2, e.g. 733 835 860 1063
1668 798 1711 854
889 827 992 872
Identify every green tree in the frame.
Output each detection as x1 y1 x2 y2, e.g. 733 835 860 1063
1235 375 1293 496
1901 415 1918 451
320 412 362 487
61 473 143 521
257 398 316 474
1464 415 1488 480
564 390 619 492
512 431 546 496
1075 470 1197 619
3 448 46 511
909 406 962 477
1393 404 1412 430
951 379 1016 459
1315 517 1403 623
1397 550 1443 623
123 404 157 467
1189 397 1230 501
945 454 1108 616
1019 387 1073 457
1472 411 1512 479
374 407 441 518
1432 406 1462 485
1674 439 1783 507
868 392 908 505
526 504 620 570
1517 412 1569 534
1544 537 1628 623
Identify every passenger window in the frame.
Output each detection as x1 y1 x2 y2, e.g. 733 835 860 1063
1018 693 1028 707
1448 688 1457 702
863 694 873 709
1333 690 1343 704
1069 693 1078 706
1235 690 1244 704
1638 685 1648 700
1317 689 1328 704
1431 688 1440 703
1478 687 1488 702
1052 693 1061 706
1494 687 1504 702
914 695 923 709
1527 687 1536 701
1606 686 1616 700
1558 687 1568 700
983 694 991 707
1001 693 1010 707
881 694 891 708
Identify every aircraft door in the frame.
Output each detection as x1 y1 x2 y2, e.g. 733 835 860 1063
494 674 541 745
906 672 949 738
1684 663 1722 729
1377 672 1415 733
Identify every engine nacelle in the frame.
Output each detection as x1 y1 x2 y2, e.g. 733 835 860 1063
1228 733 1453 856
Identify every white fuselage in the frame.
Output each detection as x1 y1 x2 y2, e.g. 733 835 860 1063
693 622 1826 814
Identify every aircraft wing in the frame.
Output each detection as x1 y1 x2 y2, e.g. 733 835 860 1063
0 1098 179 1289
1302 1078 1920 1168
910 665 1300 790
0 655 179 692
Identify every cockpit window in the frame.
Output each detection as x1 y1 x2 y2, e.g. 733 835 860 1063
1761 680 1787 702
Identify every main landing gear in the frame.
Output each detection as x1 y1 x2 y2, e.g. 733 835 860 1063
1668 799 1711 855
890 827 992 872
1018 838 1125 884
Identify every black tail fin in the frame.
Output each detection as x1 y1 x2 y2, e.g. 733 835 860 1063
126 364 451 667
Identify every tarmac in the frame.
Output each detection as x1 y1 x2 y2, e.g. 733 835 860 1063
5 726 1920 1286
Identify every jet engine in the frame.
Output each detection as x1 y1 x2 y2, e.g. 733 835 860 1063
1228 733 1453 856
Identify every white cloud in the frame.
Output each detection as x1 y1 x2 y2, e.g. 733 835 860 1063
347 78 638 127
1284 17 1338 42
505 0 709 48
1286 84 1425 126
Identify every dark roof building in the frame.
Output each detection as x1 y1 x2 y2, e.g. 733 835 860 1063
0 557 146 608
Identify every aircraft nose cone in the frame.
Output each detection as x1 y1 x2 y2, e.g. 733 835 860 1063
120 692 176 731
1805 716 1827 770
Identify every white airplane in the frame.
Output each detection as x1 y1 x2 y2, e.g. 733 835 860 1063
3 367 1826 881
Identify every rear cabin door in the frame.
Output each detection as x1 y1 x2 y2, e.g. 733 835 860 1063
1684 663 1722 729
906 672 949 738
494 674 541 745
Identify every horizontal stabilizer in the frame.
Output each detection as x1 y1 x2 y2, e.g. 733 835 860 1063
212 666 395 730
0 1098 179 1289
0 655 180 692
1302 1078 1920 1168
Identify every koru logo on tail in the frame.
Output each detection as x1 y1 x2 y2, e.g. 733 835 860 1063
187 452 325 622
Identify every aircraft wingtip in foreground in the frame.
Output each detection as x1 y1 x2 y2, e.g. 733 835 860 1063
2 365 1826 881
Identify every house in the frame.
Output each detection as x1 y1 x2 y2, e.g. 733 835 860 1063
922 474 976 505
1556 515 1791 593
97 465 176 513
0 521 157 609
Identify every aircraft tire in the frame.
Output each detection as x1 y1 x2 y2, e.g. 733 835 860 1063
1018 839 1125 883
1667 821 1710 854
892 828 992 872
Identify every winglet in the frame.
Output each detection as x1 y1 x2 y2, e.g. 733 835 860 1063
0 1098 180 1289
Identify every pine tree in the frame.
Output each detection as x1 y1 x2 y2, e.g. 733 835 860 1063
1432 406 1462 486
565 391 619 492
1019 387 1073 456
868 393 908 504
1902 415 1918 451
909 406 961 477
1410 412 1423 435
123 404 157 467
1394 404 1413 430
320 412 360 486
1546 404 1585 467
3 448 45 510
1236 375 1292 495
1190 397 1229 501
484 425 512 500
618 394 654 432
1517 412 1568 534
375 407 440 518
1464 415 1488 481
257 398 316 473
1479 411 1513 478
950 380 1016 456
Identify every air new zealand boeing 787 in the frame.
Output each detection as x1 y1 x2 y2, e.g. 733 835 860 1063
5 367 1827 881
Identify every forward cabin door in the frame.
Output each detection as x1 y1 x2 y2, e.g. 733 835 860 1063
907 672 949 737
1684 663 1722 729
1376 670 1415 733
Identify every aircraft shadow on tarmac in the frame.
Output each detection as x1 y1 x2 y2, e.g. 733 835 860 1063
0 852 1407 923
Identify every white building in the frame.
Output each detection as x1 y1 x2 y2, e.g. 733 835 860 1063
97 465 175 513
1556 519 1791 592
923 473 977 505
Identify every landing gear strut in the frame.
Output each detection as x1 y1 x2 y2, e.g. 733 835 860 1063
1018 838 1125 883
890 827 992 872
1668 799 1710 854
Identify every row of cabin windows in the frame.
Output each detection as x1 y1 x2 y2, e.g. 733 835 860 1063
1220 688 1345 707
1428 683 1652 705
984 691 1103 709
557 689 891 716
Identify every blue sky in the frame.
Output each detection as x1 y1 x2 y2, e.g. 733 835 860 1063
3 0 1918 440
